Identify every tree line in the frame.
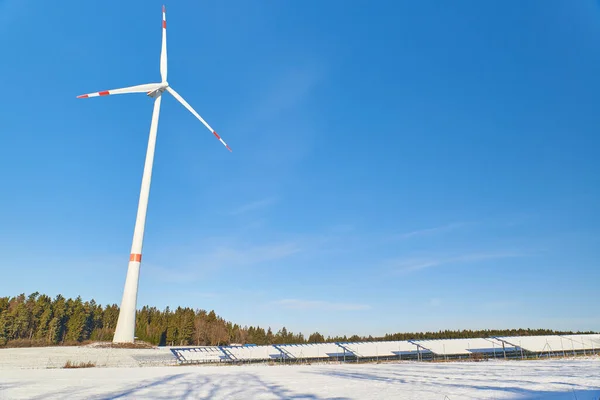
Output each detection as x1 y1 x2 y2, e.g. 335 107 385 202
0 292 594 348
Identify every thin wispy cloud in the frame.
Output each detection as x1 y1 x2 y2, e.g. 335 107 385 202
143 289 218 300
145 226 361 284
146 240 301 283
231 63 325 168
388 251 526 274
204 242 300 267
230 197 278 215
274 299 371 311
484 300 519 310
394 222 471 240
227 63 323 138
252 64 323 122
429 298 442 307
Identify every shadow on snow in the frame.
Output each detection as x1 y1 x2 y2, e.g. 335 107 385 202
307 368 600 400
20 371 349 400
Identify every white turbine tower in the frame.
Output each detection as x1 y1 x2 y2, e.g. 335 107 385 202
77 6 231 343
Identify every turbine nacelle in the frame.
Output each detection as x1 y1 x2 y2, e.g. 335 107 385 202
147 84 168 98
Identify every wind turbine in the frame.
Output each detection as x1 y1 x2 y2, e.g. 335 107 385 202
77 5 231 343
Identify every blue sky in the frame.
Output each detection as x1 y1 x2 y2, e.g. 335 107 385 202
0 0 599 337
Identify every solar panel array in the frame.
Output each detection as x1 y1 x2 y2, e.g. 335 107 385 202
170 334 599 364
338 341 422 358
411 338 508 356
174 346 228 363
496 334 600 354
276 343 348 359
225 345 284 361
561 334 600 351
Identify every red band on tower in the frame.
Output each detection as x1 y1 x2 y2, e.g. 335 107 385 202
130 253 142 262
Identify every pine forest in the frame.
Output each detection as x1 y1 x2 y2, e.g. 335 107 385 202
0 292 594 348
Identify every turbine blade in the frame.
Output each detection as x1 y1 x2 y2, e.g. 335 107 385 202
77 83 162 99
160 5 167 82
166 87 232 152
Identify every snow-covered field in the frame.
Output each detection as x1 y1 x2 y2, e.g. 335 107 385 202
1 352 599 400
0 345 177 369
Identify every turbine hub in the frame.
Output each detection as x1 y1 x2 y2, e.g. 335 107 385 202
147 85 168 98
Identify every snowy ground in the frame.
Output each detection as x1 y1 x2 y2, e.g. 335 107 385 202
0 346 176 369
1 357 599 399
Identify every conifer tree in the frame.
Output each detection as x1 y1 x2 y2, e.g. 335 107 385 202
0 291 595 348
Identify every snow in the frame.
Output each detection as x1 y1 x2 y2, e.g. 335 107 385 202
0 346 177 369
1 349 599 399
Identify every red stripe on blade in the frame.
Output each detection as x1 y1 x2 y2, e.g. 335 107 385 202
130 253 142 262
213 131 221 140
77 94 89 99
163 21 166 28
162 5 165 13
98 91 110 96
